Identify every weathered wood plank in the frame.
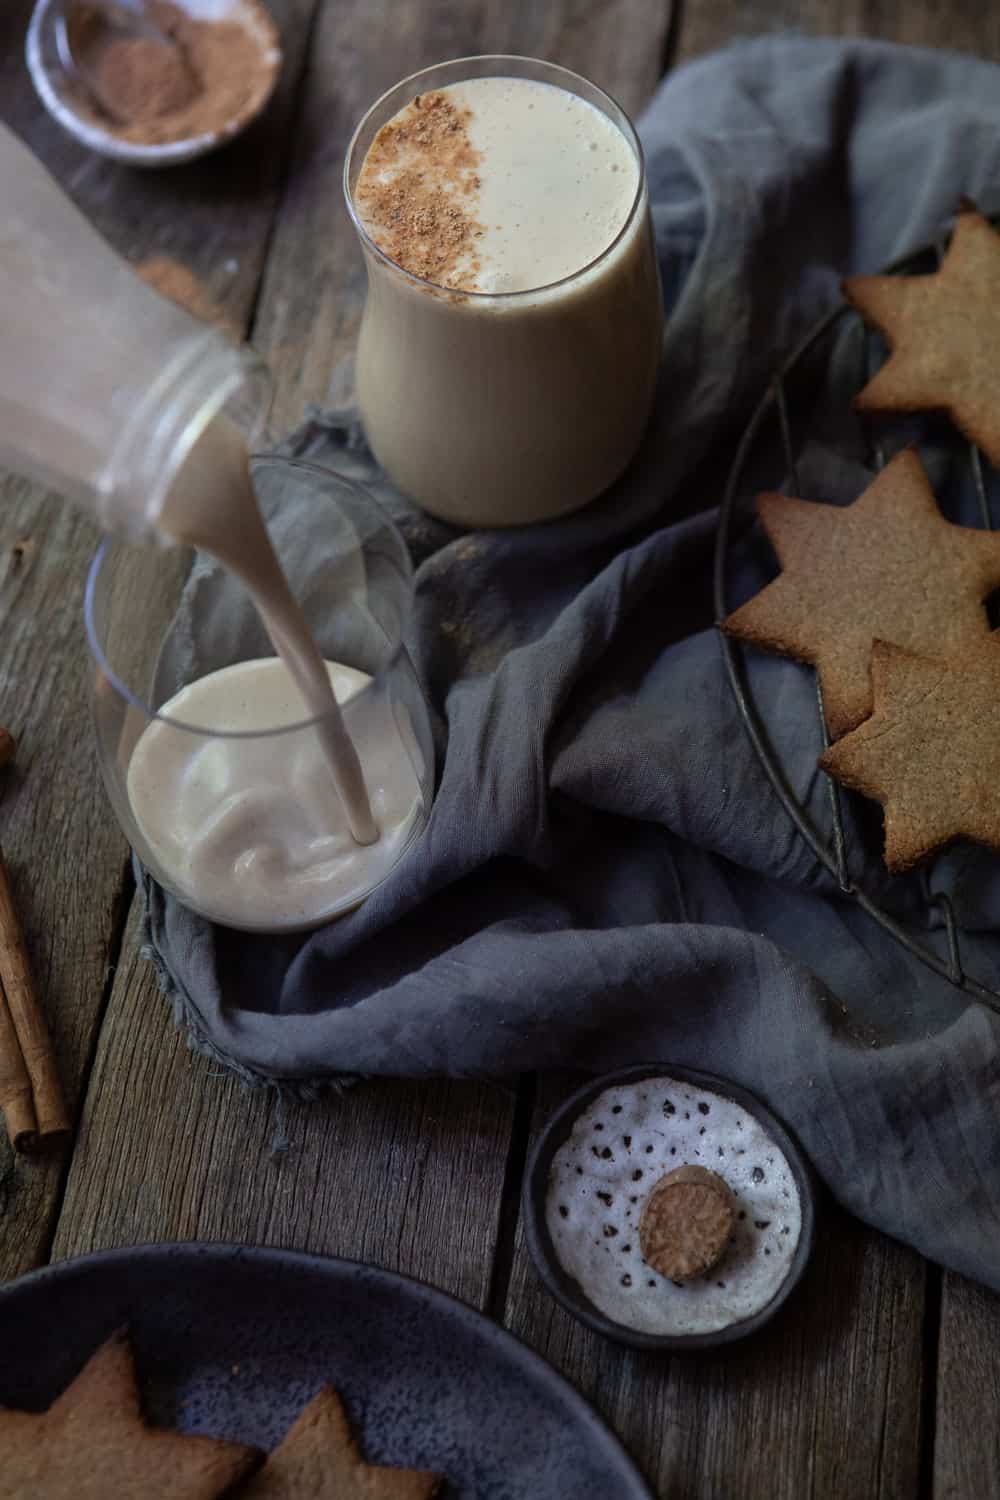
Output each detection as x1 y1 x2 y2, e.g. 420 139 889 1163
0 0 318 1283
0 479 119 1281
49 0 676 1309
673 0 1000 65
51 911 516 1307
934 1275 1000 1498
505 1077 926 1500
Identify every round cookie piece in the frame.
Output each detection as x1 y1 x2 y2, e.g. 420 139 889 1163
639 1165 736 1282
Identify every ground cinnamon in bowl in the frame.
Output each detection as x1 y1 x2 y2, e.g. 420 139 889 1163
68 0 280 146
81 23 198 121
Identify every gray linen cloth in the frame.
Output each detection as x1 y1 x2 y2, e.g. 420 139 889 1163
142 37 1000 1289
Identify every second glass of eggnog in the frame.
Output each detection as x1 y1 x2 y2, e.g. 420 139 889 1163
344 56 662 528
86 461 434 934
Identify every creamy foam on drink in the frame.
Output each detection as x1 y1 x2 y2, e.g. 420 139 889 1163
351 72 662 525
355 77 640 293
123 421 423 931
127 659 423 932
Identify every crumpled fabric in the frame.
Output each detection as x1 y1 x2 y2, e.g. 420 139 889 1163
143 37 1000 1289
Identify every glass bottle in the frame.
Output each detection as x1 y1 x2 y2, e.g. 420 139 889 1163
0 120 266 537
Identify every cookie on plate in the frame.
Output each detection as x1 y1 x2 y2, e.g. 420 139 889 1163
721 449 1000 739
638 1165 736 1282
845 204 1000 466
0 1328 261 1498
819 636 1000 871
240 1385 442 1499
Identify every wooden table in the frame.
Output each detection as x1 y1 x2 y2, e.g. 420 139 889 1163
3 2 1000 1494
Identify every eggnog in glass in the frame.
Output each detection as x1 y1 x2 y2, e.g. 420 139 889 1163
345 56 662 527
86 459 434 934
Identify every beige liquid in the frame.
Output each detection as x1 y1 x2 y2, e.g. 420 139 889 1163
160 422 377 844
125 422 424 930
126 659 424 932
353 75 662 526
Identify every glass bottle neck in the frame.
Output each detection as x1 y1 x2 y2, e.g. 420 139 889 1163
99 331 268 540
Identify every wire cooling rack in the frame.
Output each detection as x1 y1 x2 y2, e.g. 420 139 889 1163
712 216 1000 1015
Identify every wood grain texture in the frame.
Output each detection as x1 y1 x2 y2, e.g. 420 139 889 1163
0 0 317 1282
52 912 515 1308
0 478 118 1279
505 1077 926 1500
673 0 1000 65
934 1274 1000 1498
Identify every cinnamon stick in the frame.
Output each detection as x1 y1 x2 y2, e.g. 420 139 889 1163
0 734 33 1148
0 976 36 1149
0 846 68 1146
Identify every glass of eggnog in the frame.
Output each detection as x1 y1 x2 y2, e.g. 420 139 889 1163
85 460 434 934
344 55 663 527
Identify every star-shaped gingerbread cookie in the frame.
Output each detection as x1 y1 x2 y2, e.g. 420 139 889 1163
845 205 1000 465
0 1329 260 1498
721 449 1000 739
240 1386 442 1499
819 636 1000 871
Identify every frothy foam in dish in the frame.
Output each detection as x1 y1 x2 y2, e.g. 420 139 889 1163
355 77 640 293
545 1077 803 1336
127 658 424 932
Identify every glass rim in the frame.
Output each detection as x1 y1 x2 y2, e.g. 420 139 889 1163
342 53 648 303
85 456 414 740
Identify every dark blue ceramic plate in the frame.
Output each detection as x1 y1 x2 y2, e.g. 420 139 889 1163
0 1243 652 1499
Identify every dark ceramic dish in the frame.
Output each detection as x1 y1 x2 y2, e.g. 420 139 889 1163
523 1064 816 1353
0 1243 653 1499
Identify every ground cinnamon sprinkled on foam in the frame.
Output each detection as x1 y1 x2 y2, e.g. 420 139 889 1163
354 90 484 290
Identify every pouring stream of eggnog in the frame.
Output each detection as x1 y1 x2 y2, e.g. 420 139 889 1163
158 420 377 847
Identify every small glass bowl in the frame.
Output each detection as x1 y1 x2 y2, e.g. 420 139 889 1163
85 458 434 933
26 0 282 168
